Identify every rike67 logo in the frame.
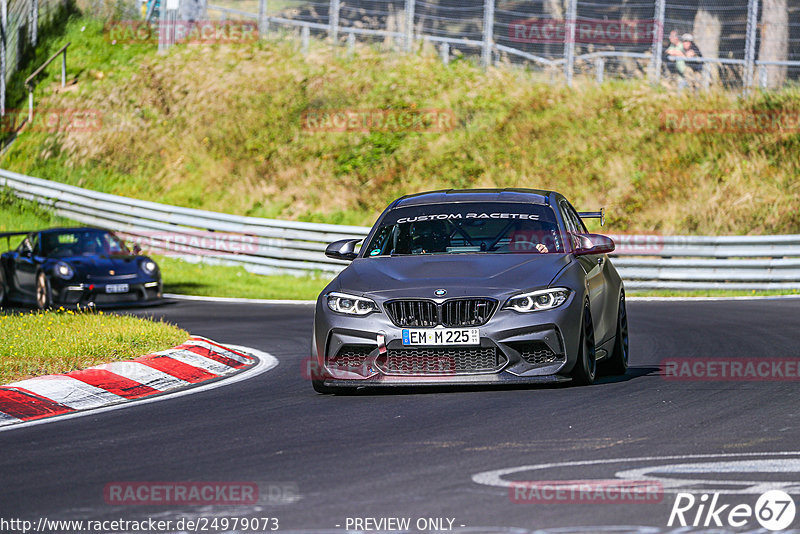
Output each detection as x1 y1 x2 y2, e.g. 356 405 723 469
668 490 796 531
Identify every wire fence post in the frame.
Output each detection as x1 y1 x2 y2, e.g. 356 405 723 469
651 0 665 83
403 0 414 52
258 0 268 38
564 0 577 86
329 0 339 43
31 0 38 47
743 0 759 93
481 0 494 67
0 0 6 116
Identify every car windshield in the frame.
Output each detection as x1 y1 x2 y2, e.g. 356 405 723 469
365 202 565 256
40 229 130 258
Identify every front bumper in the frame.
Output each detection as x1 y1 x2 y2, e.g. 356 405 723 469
312 292 583 388
53 280 162 307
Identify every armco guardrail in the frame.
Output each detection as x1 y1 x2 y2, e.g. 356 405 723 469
2 169 800 290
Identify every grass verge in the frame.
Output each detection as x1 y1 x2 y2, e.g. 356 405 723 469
0 308 188 383
155 256 331 299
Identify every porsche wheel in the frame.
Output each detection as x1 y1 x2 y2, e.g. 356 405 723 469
570 301 596 386
602 290 629 376
0 281 6 308
36 272 53 310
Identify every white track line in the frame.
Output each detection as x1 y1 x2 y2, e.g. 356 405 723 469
0 345 277 434
628 294 800 302
164 293 315 305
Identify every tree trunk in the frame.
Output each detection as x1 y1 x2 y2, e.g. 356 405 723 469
758 0 788 88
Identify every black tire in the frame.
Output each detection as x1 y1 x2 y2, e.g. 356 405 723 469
312 380 334 394
602 290 629 376
36 272 53 310
0 280 6 308
570 301 597 386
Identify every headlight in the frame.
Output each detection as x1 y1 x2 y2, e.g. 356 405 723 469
54 261 74 280
141 260 158 275
504 288 570 312
327 292 379 316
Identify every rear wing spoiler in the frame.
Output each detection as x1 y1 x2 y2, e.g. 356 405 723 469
578 208 605 226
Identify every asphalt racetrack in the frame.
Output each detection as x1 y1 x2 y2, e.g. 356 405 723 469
2 297 799 533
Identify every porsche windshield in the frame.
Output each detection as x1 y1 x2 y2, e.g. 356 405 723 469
40 230 131 258
365 202 565 256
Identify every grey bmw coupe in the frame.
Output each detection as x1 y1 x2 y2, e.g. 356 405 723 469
311 189 628 392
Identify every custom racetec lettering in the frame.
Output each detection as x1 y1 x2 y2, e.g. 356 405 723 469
396 213 541 224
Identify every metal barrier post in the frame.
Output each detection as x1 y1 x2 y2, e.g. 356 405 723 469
440 41 449 65
481 0 494 67
258 0 268 37
564 0 576 86
594 57 604 84
404 0 414 52
301 24 309 55
743 0 759 92
329 0 339 42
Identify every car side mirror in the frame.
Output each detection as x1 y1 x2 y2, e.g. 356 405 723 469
132 244 142 255
325 239 361 261
572 233 615 256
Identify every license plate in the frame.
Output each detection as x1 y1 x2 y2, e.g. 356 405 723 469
105 283 129 294
402 328 480 346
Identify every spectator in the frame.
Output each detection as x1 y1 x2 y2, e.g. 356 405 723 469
664 30 685 75
681 33 703 72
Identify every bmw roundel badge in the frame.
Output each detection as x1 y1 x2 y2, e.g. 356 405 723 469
434 289 447 296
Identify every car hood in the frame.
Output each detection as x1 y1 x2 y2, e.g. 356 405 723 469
335 253 572 298
57 255 142 276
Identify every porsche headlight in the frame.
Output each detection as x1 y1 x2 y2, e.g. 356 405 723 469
327 292 379 316
504 288 570 312
54 261 74 280
141 259 158 275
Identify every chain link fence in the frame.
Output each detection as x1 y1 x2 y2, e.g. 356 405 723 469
198 0 799 90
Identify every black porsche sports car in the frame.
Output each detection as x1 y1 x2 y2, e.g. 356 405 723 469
311 189 628 392
0 227 162 309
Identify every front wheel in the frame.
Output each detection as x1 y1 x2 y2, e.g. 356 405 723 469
602 290 629 376
0 281 6 308
570 302 596 386
36 272 53 310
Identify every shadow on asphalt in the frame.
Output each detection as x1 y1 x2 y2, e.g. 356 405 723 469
314 365 661 396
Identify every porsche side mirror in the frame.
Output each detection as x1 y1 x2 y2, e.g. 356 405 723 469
573 233 615 256
325 239 361 261
132 244 142 255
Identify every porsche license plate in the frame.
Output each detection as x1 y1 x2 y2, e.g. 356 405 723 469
105 284 129 294
402 328 480 346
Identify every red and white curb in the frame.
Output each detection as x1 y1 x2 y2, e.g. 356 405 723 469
0 337 272 428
